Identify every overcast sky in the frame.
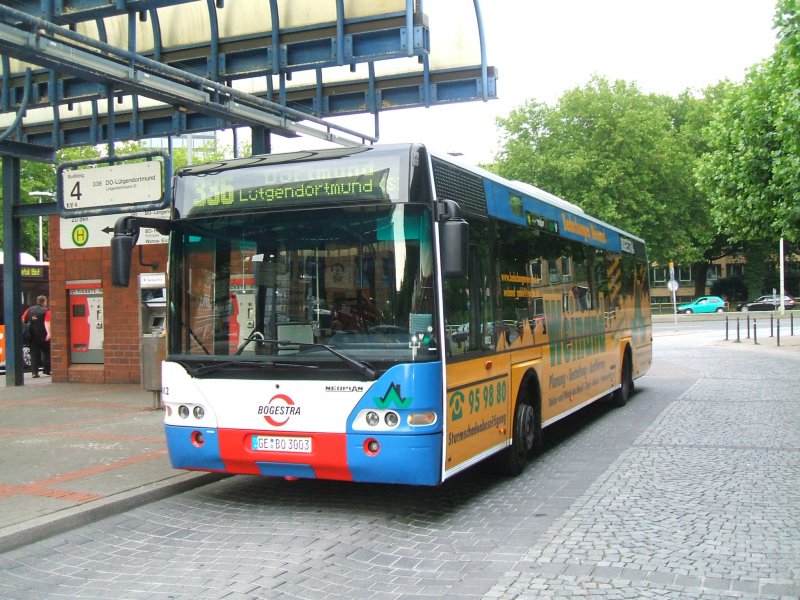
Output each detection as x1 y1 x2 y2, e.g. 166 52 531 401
270 0 779 165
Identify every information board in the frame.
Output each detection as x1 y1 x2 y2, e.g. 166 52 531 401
57 152 170 218
60 209 170 250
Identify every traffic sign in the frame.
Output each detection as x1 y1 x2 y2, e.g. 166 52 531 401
667 279 679 292
61 161 162 211
60 209 169 250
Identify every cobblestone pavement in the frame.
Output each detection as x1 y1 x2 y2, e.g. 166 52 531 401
487 331 800 599
0 328 798 599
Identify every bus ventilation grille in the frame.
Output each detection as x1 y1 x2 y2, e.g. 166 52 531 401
432 158 488 220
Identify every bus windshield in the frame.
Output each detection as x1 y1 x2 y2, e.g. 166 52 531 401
170 203 438 373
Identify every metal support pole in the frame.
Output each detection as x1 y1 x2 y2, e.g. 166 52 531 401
747 315 751 339
736 318 741 343
28 191 54 261
252 126 271 155
770 314 774 337
753 319 758 345
777 319 781 347
2 156 25 386
725 316 729 341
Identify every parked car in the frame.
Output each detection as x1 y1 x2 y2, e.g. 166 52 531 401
0 344 31 373
737 294 796 312
676 296 727 314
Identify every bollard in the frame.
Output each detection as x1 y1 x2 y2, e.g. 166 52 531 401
725 316 729 341
792 313 795 336
753 319 758 345
777 318 781 347
747 314 751 339
770 314 774 337
736 317 741 343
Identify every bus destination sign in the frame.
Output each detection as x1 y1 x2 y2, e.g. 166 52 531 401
185 170 394 216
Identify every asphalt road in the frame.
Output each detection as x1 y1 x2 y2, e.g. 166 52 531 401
0 326 797 599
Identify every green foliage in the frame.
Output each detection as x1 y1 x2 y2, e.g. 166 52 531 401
494 77 713 264
1 146 103 259
697 0 800 243
741 241 771 299
171 140 230 171
2 139 234 259
710 276 747 304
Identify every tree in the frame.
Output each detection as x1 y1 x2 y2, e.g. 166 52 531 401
493 77 707 267
1 146 102 260
696 0 799 243
2 137 234 260
665 85 744 296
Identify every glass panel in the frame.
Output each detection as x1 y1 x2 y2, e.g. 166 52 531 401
443 220 495 355
170 204 438 369
175 146 406 218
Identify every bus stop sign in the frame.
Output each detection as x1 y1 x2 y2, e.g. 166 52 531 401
57 152 171 218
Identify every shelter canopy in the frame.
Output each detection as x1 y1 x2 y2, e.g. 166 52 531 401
0 0 497 152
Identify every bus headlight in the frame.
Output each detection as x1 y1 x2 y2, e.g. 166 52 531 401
193 406 205 419
365 411 380 427
384 411 400 427
178 405 190 419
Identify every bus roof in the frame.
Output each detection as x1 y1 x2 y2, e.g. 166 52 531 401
173 142 645 248
427 147 646 245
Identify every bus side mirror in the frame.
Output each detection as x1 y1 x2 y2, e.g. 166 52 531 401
111 234 136 287
438 199 468 278
111 217 138 287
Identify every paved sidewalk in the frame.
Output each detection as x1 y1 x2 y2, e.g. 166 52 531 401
489 326 800 599
0 318 797 560
0 375 222 553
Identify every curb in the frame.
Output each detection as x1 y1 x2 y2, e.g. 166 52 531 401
0 472 228 555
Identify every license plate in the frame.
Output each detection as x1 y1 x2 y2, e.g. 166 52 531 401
251 435 312 453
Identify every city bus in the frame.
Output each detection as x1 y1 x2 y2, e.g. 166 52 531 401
112 143 652 485
0 256 49 372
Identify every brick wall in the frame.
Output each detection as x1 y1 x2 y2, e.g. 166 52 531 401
48 217 168 384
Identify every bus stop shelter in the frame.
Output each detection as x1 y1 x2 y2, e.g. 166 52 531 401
0 0 497 385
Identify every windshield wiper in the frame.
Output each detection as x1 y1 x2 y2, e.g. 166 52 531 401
183 359 318 377
236 338 378 379
234 331 377 379
293 340 378 379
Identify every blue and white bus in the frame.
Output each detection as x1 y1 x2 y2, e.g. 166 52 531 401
113 143 651 485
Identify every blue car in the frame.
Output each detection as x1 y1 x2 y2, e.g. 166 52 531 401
676 296 727 314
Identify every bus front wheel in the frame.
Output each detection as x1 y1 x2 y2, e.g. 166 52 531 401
497 401 536 476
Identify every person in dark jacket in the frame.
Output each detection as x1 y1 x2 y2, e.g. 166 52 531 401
22 295 51 378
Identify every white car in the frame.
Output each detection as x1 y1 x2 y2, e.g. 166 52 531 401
0 344 31 373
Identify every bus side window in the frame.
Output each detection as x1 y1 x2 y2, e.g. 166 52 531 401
443 279 470 355
443 222 492 355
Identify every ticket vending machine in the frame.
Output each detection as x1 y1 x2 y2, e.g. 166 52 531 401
140 272 167 336
140 273 167 408
68 281 104 363
230 276 255 354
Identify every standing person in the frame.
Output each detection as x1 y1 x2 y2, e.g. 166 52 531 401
22 295 51 378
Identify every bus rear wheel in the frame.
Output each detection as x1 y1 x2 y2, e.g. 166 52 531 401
497 401 537 476
611 350 633 407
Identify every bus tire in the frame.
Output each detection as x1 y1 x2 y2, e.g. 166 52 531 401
497 400 537 476
611 348 633 407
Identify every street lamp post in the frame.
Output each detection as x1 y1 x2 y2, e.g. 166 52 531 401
27 191 54 263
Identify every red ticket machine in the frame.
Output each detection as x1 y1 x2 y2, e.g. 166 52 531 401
68 281 104 363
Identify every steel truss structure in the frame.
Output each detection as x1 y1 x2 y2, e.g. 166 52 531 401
1 0 496 152
0 0 496 386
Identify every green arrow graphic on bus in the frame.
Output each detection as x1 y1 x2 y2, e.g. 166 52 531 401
374 383 412 409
